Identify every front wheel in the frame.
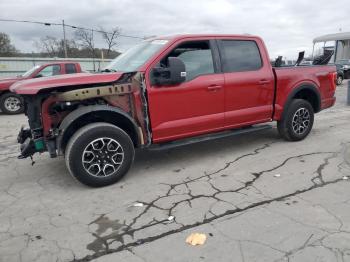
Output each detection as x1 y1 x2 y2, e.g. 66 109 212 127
0 93 24 114
65 123 135 187
277 99 314 141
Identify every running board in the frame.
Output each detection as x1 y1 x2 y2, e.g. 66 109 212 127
148 125 272 151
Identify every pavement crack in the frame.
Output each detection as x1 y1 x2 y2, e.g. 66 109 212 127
73 146 349 262
311 153 338 185
74 173 349 261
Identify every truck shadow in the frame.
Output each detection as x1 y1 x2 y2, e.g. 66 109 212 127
18 127 280 189
128 128 280 180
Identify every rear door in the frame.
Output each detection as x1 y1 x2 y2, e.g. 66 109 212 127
217 38 275 127
147 39 225 143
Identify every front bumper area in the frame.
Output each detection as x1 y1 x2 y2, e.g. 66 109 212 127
16 95 57 160
17 127 47 159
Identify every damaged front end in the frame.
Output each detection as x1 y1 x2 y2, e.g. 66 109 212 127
17 95 48 159
12 72 152 161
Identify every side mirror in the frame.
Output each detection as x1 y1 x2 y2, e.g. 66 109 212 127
151 57 186 86
34 74 43 78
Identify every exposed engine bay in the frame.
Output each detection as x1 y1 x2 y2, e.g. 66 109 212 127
17 72 151 160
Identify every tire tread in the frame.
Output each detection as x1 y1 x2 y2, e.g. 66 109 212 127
65 122 134 187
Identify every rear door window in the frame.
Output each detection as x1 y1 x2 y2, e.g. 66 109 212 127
65 64 77 74
219 40 262 73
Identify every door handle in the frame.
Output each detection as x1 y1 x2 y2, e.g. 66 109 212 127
259 79 271 85
207 85 222 91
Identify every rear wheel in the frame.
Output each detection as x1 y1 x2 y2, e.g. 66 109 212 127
277 99 314 141
0 93 24 114
65 122 135 187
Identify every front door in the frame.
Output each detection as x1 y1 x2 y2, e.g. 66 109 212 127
147 40 225 143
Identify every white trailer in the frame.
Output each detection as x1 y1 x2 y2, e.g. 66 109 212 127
313 32 350 63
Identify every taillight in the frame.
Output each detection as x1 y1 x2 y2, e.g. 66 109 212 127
330 72 337 92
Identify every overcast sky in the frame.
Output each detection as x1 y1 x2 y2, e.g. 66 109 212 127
1 0 349 59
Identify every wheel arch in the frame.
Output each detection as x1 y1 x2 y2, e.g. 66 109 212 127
0 90 23 99
57 105 141 154
280 84 321 120
0 90 9 96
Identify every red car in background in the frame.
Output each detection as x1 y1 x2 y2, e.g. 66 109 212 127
0 62 82 114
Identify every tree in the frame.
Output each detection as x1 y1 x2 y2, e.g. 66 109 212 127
35 36 59 57
33 34 121 59
100 26 120 58
0 32 18 56
75 29 95 58
35 36 79 58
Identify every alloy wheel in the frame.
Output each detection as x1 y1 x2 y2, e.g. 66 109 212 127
292 107 310 135
82 137 124 177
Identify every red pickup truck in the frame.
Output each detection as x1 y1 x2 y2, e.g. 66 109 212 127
11 34 336 187
0 62 82 114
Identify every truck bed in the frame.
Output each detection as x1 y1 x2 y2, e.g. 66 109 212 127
272 64 337 120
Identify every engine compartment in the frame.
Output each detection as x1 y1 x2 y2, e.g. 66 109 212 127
17 72 151 159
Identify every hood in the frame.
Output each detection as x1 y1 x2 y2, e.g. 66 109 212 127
0 76 22 81
0 76 22 91
11 72 123 95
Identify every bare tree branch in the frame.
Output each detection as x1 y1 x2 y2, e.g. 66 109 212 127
99 26 121 58
34 36 59 57
75 29 95 58
34 36 79 58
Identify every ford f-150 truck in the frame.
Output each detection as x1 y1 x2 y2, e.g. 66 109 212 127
10 34 337 187
0 62 82 114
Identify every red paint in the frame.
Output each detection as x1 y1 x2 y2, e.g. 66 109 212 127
11 72 122 95
0 62 82 94
142 35 336 142
272 66 336 120
41 96 59 136
148 73 225 142
222 37 275 129
12 34 337 145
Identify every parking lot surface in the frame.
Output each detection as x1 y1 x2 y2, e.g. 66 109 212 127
0 83 350 262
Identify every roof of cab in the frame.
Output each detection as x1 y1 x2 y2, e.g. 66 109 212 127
150 34 261 41
43 61 80 65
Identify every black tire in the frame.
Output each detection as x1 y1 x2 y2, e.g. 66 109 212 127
0 92 24 114
65 122 135 187
336 75 343 85
277 99 314 141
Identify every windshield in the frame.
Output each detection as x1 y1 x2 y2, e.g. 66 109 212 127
22 65 40 77
337 60 350 65
104 40 168 72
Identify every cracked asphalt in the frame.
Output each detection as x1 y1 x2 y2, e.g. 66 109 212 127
1 82 350 262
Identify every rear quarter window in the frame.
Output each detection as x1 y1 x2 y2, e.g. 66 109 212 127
219 40 262 73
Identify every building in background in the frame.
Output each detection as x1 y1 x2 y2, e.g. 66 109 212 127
313 32 350 63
